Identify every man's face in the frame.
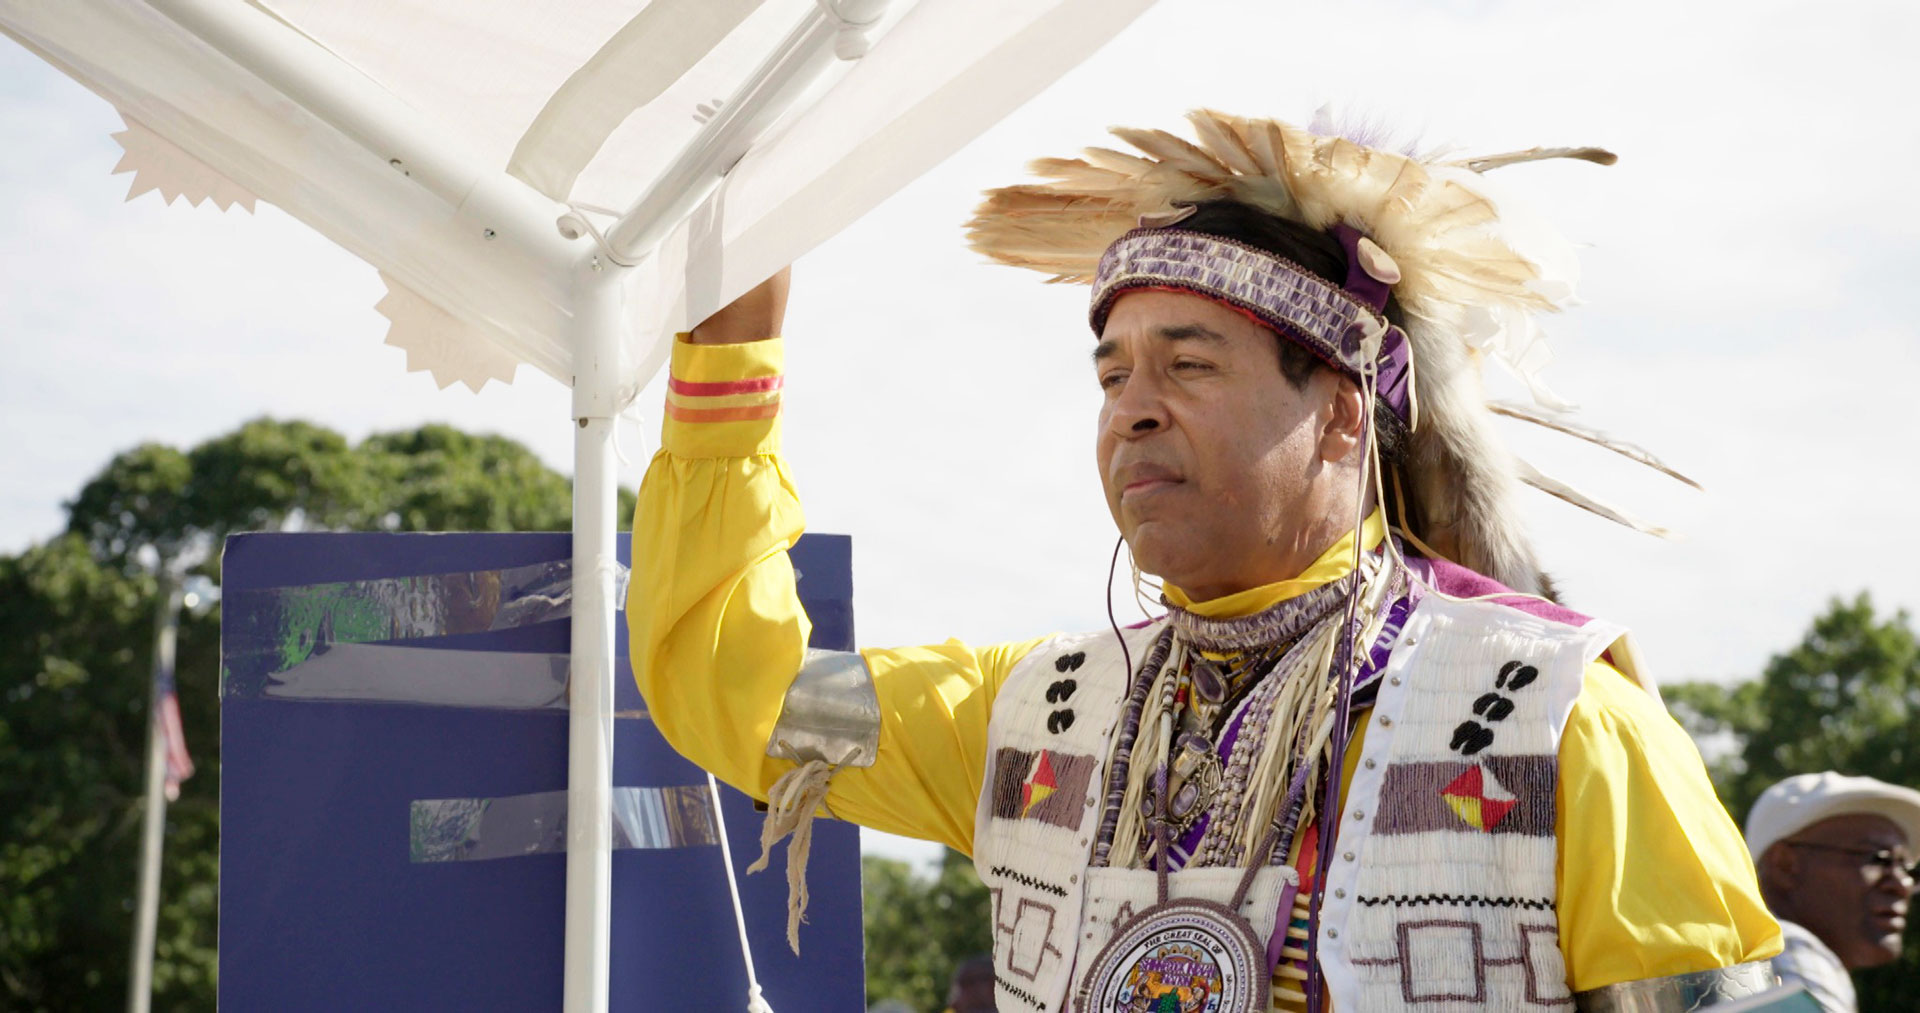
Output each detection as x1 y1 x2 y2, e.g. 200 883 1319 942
1779 813 1914 968
1093 289 1353 600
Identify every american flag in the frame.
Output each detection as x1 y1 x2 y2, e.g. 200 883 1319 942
155 658 194 802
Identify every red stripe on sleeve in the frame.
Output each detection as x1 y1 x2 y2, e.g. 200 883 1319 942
668 375 785 397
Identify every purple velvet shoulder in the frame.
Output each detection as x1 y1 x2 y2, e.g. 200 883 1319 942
1421 556 1593 628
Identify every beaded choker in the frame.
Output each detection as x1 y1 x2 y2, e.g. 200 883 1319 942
1163 579 1354 653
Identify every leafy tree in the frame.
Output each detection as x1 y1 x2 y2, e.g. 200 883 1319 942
0 418 625 1011
361 425 578 532
181 418 382 539
0 536 217 1006
1666 593 1920 1011
863 849 994 1012
62 442 196 567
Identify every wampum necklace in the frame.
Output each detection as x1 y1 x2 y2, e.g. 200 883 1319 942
1075 559 1402 1013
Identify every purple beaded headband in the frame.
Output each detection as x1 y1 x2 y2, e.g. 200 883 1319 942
1089 226 1413 417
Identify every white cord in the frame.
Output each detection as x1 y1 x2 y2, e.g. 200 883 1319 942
1125 543 1163 623
610 386 647 472
708 773 775 1013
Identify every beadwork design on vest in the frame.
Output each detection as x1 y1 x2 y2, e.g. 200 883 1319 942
1450 659 1539 756
1372 757 1555 837
1048 651 1085 736
1325 600 1612 1011
1349 920 1571 1005
977 630 1143 1011
993 748 1098 829
978 597 1626 1011
994 887 1068 982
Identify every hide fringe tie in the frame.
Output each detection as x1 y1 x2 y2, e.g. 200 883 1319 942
749 757 839 953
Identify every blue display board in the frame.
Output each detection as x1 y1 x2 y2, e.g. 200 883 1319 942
219 532 862 1011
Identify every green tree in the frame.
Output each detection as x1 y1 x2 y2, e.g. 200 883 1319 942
360 425 578 532
0 418 626 1011
0 535 218 1005
863 849 994 1012
1666 593 1920 1012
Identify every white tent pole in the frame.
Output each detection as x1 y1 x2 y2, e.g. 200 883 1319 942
146 0 575 274
603 0 890 263
565 253 626 1013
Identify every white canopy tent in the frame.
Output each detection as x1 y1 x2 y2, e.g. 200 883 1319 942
0 1 1157 1008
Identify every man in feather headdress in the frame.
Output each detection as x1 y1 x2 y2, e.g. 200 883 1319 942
628 112 1783 1011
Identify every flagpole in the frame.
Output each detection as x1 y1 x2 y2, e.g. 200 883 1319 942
127 571 180 1013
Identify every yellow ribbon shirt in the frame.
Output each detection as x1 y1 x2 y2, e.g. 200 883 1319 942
629 336 1781 992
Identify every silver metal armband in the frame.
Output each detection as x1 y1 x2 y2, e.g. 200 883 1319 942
1573 961 1779 1012
765 649 880 768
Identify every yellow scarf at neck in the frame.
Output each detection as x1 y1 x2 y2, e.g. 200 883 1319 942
1160 509 1386 620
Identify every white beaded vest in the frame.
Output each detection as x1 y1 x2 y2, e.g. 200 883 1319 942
973 593 1630 1012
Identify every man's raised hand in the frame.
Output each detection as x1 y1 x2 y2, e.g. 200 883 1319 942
687 267 791 345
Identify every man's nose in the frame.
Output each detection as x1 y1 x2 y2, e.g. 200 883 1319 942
1106 376 1168 437
1872 861 1916 897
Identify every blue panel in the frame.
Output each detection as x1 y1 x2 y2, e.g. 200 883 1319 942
219 532 861 1011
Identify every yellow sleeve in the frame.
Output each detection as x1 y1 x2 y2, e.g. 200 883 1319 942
628 336 1046 857
1555 659 1783 990
843 637 1048 853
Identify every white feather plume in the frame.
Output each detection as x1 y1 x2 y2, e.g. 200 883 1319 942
1489 401 1702 490
968 110 1683 591
1515 459 1674 540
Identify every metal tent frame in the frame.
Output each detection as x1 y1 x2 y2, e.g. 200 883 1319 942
0 1 1159 1008
142 6 872 1008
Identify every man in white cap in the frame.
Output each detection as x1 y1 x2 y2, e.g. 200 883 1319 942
1746 772 1920 1012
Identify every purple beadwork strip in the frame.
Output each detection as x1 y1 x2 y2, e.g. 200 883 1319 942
1090 229 1377 379
1091 626 1176 868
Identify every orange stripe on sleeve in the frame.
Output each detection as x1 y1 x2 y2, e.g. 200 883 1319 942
663 402 782 423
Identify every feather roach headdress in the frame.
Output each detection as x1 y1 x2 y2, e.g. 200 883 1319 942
967 109 1691 597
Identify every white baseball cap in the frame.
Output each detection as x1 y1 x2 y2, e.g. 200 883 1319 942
1744 772 1920 861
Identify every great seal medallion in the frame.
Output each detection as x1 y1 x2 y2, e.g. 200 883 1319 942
1075 898 1265 1013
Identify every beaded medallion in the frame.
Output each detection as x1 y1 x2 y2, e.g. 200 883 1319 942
1075 897 1265 1013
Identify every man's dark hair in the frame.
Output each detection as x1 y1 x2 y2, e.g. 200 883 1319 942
1176 198 1412 473
951 953 995 985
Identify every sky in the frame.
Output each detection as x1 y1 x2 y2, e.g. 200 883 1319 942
4 0 1917 869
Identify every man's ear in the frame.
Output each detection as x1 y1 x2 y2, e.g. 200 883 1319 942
1318 374 1367 464
1758 842 1801 896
